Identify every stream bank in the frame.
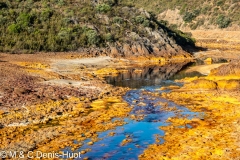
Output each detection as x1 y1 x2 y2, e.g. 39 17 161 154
0 53 193 159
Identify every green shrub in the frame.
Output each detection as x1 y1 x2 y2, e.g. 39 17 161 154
0 15 7 25
86 30 100 45
40 8 53 21
113 16 123 24
96 3 111 13
143 19 150 27
158 20 169 26
0 0 197 53
57 28 71 40
135 15 145 23
201 6 210 14
169 24 178 30
193 9 200 17
216 15 231 28
190 22 198 30
106 0 118 6
17 13 34 28
8 24 21 33
217 0 225 6
183 12 196 23
180 4 187 15
104 33 114 42
57 0 65 6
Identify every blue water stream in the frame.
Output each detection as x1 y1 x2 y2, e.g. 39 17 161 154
63 80 202 160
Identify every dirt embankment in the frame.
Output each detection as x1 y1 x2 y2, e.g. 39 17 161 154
193 31 240 50
186 30 240 64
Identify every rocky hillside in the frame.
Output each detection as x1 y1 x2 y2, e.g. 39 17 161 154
122 0 240 30
0 0 194 57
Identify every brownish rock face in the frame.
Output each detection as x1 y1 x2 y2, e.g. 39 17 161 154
210 63 240 77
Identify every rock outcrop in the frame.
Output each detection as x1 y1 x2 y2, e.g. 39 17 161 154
210 63 240 77
78 28 192 59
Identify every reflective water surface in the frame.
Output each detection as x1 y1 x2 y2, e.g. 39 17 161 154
63 63 203 160
105 63 204 88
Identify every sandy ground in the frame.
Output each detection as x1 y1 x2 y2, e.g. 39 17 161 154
193 50 240 61
190 30 240 42
185 63 228 75
51 56 114 69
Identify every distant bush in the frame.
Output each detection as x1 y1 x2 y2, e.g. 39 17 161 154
0 15 7 25
86 30 100 45
8 24 21 33
121 0 240 30
193 9 200 17
169 24 178 30
57 28 71 40
201 6 210 14
190 23 198 30
135 15 145 23
17 13 34 28
104 33 114 42
113 16 123 24
0 0 196 53
158 20 169 26
96 3 111 13
40 8 53 21
57 0 65 6
106 0 119 6
143 19 150 27
183 12 196 23
216 15 231 28
217 0 225 6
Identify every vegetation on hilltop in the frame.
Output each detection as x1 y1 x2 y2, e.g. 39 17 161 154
122 0 240 29
0 0 194 53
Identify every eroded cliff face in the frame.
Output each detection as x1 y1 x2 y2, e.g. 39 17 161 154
71 5 194 59
78 28 192 59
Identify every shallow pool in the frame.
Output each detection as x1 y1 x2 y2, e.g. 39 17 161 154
63 81 202 159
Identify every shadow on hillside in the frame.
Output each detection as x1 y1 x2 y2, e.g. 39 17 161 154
182 45 208 53
156 22 208 54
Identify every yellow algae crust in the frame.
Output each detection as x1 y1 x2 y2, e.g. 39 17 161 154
13 61 59 79
0 96 132 156
15 62 50 69
94 68 119 75
140 88 240 160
